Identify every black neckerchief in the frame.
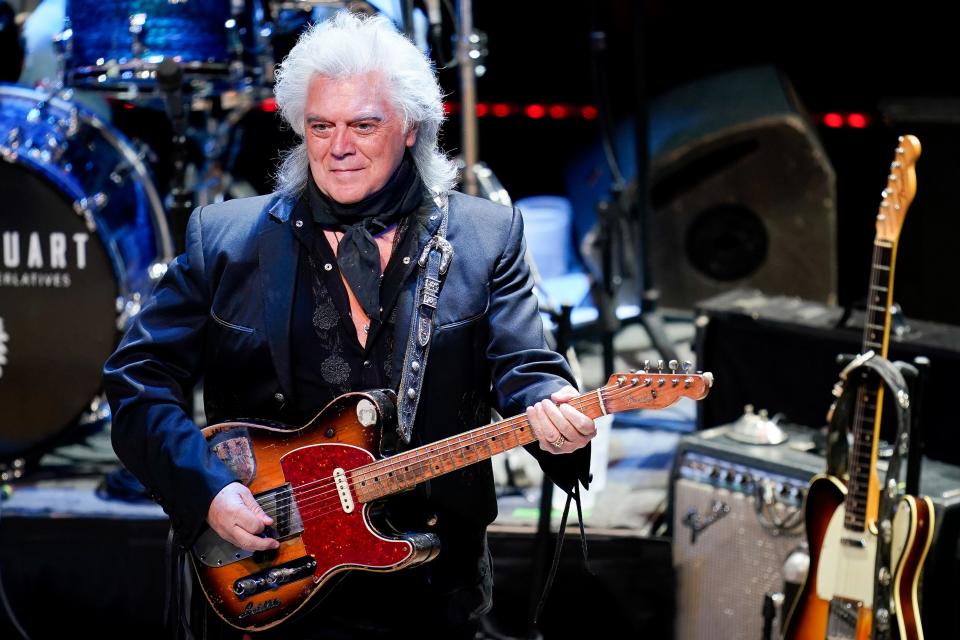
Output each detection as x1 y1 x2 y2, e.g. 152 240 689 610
308 152 424 322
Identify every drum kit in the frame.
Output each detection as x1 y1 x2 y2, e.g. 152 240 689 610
0 0 396 473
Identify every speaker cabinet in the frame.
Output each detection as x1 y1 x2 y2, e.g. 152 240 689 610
648 65 837 308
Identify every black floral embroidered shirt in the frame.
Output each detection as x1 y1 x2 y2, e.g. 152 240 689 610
288 196 418 421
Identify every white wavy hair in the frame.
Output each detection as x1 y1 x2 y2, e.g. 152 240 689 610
273 11 458 198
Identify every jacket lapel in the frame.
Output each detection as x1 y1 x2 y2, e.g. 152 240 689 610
258 197 299 399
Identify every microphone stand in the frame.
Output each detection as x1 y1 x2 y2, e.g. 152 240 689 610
587 4 678 375
157 58 194 254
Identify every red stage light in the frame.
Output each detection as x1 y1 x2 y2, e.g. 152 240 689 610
581 105 599 120
475 102 489 117
847 113 869 128
822 113 843 128
260 97 277 112
548 104 568 119
525 104 546 119
492 103 511 118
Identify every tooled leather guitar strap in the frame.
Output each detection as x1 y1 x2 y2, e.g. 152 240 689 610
396 192 453 444
828 352 911 640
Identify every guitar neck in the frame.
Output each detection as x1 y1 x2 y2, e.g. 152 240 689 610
844 239 898 532
841 133 919 533
349 370 712 504
351 391 605 503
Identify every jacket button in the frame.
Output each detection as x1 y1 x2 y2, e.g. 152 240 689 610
426 515 438 527
274 392 285 403
363 360 371 368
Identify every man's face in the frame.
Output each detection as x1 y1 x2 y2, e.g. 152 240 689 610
304 72 417 204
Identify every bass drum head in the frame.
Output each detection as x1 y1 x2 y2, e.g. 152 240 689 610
0 159 119 457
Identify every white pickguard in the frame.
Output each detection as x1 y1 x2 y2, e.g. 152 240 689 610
815 504 878 608
815 500 913 613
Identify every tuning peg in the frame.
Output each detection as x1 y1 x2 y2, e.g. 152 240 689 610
643 360 650 372
669 360 679 373
657 360 664 372
681 361 692 373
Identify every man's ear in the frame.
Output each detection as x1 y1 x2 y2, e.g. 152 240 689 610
405 124 418 148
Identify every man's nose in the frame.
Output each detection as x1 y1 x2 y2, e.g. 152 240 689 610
330 126 354 158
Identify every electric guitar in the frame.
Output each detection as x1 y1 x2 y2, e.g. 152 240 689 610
191 367 713 631
782 136 934 640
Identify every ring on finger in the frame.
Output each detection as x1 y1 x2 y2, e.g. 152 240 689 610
551 435 566 449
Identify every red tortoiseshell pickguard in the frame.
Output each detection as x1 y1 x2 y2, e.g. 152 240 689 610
279 443 412 580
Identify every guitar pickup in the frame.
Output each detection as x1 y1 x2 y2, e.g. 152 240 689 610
840 537 866 548
233 556 318 600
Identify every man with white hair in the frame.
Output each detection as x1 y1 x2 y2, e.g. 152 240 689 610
105 11 592 638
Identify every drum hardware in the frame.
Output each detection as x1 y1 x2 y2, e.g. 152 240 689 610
0 457 25 482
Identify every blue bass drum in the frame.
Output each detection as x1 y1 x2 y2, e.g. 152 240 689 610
0 85 173 459
62 0 267 95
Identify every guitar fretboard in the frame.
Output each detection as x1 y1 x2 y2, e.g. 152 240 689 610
350 392 606 503
843 240 893 531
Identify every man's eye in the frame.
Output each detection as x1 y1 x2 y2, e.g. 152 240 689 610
355 122 375 132
311 123 331 133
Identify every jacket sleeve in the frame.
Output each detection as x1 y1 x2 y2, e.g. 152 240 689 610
103 207 237 546
485 206 591 494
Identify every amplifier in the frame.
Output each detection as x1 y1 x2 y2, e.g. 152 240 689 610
670 424 960 640
671 425 821 640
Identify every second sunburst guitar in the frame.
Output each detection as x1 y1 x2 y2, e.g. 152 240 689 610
781 135 934 640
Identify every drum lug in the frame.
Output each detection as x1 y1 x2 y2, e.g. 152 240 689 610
116 292 143 330
148 261 168 281
129 14 148 58
71 200 98 232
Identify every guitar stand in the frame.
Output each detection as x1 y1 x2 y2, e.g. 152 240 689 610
828 353 929 489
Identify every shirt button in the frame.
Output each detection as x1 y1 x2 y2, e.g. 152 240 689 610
274 392 285 403
324 263 333 271
363 360 371 368
403 257 411 265
295 219 303 228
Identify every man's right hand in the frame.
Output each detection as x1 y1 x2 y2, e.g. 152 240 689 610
207 482 280 551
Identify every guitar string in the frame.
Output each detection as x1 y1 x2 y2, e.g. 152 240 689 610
254 381 693 521
253 380 663 517
283 378 672 502
845 239 887 528
256 380 693 520
256 393 609 519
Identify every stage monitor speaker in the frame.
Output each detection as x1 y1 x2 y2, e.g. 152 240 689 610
647 65 837 309
671 425 960 640
695 288 960 467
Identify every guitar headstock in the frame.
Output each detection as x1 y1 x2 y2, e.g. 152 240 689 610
876 134 921 243
601 362 713 414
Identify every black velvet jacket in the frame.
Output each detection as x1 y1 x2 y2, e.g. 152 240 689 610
103 191 590 550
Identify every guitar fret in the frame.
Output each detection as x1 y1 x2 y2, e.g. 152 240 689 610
873 264 890 271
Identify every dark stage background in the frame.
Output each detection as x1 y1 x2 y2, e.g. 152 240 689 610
428 3 960 326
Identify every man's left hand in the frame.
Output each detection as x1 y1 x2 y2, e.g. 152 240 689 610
526 386 596 455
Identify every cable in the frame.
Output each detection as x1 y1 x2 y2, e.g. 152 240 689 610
0 487 31 640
